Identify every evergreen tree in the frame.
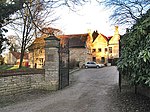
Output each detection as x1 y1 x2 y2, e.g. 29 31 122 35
117 9 150 86
0 0 24 54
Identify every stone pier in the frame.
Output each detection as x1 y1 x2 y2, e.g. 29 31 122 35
44 35 60 90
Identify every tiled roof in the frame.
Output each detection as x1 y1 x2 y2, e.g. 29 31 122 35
11 51 28 59
92 31 99 42
31 27 62 46
107 36 113 41
91 31 112 42
28 33 88 50
91 31 113 42
33 34 48 44
100 33 109 41
28 34 47 50
58 34 88 48
58 33 88 38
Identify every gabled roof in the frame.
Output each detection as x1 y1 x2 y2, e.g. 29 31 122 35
11 51 28 59
28 33 88 50
33 34 48 44
92 31 99 42
99 33 109 41
107 36 113 41
29 27 62 50
91 30 113 42
58 33 88 48
58 33 88 38
28 34 48 50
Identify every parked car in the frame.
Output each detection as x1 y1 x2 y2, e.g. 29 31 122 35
83 61 103 68
97 63 105 67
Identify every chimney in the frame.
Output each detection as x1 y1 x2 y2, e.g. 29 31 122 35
114 26 120 41
114 26 119 35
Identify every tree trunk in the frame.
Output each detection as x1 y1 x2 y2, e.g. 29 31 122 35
19 44 25 68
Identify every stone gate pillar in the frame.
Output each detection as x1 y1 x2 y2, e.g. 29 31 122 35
44 35 60 90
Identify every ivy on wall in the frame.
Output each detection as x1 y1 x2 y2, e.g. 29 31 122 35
117 9 150 86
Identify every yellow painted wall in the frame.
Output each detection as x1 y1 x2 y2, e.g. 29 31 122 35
87 26 120 63
29 48 45 68
108 26 120 59
91 34 108 63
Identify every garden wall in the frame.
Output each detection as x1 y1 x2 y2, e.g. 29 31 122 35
0 69 57 96
121 75 150 98
137 86 150 98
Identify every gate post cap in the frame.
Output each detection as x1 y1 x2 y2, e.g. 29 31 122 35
44 34 60 41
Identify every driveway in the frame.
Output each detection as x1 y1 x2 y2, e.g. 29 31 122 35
0 66 150 112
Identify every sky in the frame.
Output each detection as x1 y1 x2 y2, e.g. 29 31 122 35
5 0 126 37
52 0 126 36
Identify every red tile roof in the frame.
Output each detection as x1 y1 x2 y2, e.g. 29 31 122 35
100 33 109 41
107 36 113 41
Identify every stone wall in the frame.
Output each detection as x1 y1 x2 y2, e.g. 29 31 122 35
0 73 57 96
44 36 60 90
70 48 87 67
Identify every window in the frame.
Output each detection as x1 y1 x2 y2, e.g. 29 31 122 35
105 48 107 52
101 57 105 63
40 50 42 54
92 49 96 53
109 47 112 53
98 48 101 52
92 57 96 62
39 58 43 63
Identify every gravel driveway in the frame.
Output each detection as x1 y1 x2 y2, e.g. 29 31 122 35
0 66 150 112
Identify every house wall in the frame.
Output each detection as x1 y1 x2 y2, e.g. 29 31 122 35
70 48 87 67
28 26 120 67
87 26 120 64
29 48 45 68
108 44 119 59
108 27 120 59
29 52 34 68
90 35 108 63
16 59 29 67
4 52 17 65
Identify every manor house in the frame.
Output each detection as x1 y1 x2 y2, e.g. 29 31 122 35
28 26 120 68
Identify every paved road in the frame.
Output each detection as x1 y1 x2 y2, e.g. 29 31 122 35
0 66 150 112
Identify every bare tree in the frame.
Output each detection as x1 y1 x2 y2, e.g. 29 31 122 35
97 0 150 26
7 0 87 68
7 35 20 52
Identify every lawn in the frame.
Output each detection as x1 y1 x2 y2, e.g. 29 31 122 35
0 65 29 71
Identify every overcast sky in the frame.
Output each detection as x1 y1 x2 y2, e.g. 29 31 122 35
53 0 126 36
